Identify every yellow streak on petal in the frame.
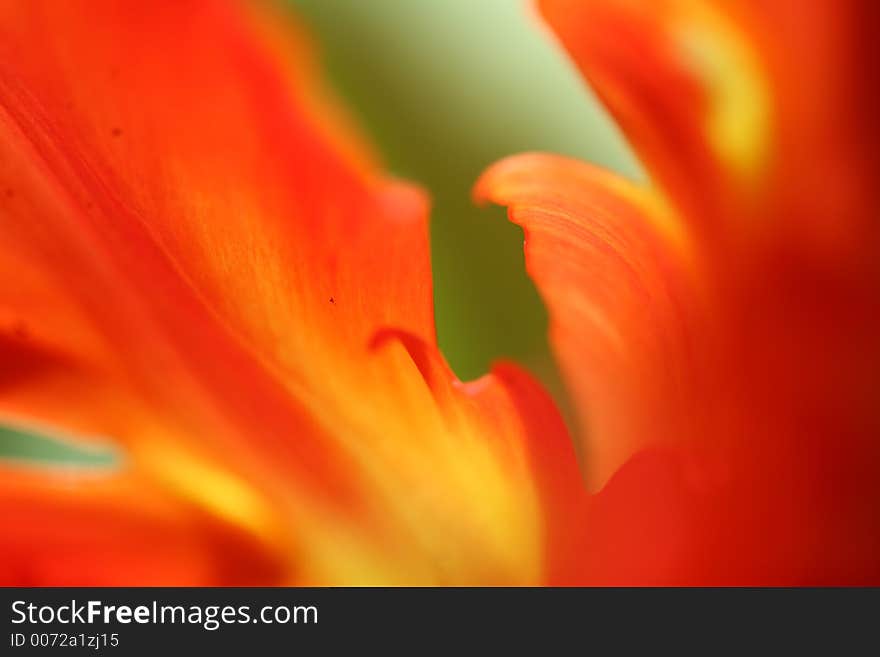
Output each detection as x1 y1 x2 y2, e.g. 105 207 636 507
273 345 546 584
134 440 281 546
673 4 772 184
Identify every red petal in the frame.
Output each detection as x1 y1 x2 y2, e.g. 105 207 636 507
584 439 880 584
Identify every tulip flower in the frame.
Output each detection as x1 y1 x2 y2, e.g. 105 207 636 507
1 0 877 586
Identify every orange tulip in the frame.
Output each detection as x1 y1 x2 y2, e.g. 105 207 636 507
1 0 877 585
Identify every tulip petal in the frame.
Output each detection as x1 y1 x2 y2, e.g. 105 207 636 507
476 153 701 487
583 438 880 584
0 0 585 583
0 0 434 427
530 0 880 583
481 362 589 584
0 462 286 585
0 0 387 490
537 0 772 223
537 0 879 257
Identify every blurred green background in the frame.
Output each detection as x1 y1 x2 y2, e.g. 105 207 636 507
290 0 640 379
0 0 640 461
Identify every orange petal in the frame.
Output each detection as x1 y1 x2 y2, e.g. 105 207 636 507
479 362 590 584
0 0 380 494
0 462 286 585
0 0 434 363
274 330 588 584
530 0 880 582
374 330 589 582
0 0 587 583
476 153 702 487
537 0 879 258
537 0 771 224
0 0 433 419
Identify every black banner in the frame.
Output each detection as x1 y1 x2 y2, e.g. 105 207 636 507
1 588 876 653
